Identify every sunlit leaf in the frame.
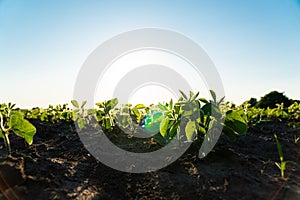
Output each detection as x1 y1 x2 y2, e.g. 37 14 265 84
71 100 79 108
179 90 188 100
8 111 36 145
185 120 196 142
199 98 209 104
78 118 87 130
225 110 248 134
81 100 87 108
134 104 146 109
109 98 119 109
209 90 217 102
160 117 170 137
274 134 284 162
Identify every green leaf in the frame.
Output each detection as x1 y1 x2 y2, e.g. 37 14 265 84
134 104 146 109
174 104 181 114
8 111 36 145
103 117 112 130
210 90 217 102
78 118 87 130
274 134 284 162
121 106 130 113
218 96 225 105
201 103 222 119
189 91 195 99
179 90 188 100
169 120 180 138
116 113 131 128
169 99 173 109
185 120 196 142
87 108 96 115
222 125 236 142
40 112 47 121
158 104 168 111
81 100 87 108
95 102 104 108
160 117 170 137
225 110 248 134
132 108 141 118
201 103 212 115
71 100 79 108
95 110 103 121
198 125 206 135
190 91 199 102
108 98 119 109
199 98 209 104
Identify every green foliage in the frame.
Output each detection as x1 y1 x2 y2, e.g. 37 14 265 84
114 104 138 133
159 117 170 137
223 110 247 141
158 90 248 145
71 100 93 130
0 103 36 155
240 101 300 124
287 102 300 121
185 120 196 142
95 98 118 130
131 104 148 124
1 89 298 159
25 104 73 122
256 91 292 109
158 98 182 141
8 111 36 145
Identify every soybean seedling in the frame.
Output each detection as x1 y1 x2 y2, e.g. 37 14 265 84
0 103 36 156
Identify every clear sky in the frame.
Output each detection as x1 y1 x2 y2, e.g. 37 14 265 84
1 0 300 108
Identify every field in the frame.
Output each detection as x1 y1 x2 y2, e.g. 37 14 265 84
0 92 299 200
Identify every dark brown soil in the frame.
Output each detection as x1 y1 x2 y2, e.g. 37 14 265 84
0 120 299 200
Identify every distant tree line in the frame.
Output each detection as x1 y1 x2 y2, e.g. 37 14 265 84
244 91 300 108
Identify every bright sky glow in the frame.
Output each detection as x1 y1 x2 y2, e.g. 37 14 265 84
95 49 210 106
129 84 177 106
1 0 300 108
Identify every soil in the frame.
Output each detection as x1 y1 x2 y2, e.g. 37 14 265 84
0 119 299 200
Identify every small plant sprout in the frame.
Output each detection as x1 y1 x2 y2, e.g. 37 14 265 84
71 100 91 130
274 134 295 178
0 103 36 156
274 134 286 178
95 98 118 130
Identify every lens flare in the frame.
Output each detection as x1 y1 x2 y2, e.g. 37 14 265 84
140 111 164 134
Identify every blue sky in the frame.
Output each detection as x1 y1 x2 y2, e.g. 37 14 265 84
1 0 300 108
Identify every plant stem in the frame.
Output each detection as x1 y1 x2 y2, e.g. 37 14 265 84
0 112 11 155
3 133 11 155
281 168 284 178
0 112 6 132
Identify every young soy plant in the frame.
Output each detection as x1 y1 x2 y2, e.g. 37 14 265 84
0 103 36 156
71 100 93 130
95 98 118 131
157 90 248 152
